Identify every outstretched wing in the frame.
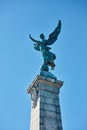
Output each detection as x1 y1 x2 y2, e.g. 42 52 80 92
47 20 61 45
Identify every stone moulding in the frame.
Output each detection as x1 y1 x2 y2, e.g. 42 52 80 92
27 75 64 94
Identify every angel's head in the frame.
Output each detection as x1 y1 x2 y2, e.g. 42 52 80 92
40 33 45 40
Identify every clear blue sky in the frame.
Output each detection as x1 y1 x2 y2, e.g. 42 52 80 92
0 0 87 130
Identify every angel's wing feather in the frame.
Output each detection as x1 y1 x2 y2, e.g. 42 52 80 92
47 20 61 45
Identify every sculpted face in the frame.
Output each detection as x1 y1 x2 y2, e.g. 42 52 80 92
40 33 45 40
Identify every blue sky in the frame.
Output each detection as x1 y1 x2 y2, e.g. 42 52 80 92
0 0 87 130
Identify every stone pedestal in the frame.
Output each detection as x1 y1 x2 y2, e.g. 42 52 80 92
27 75 63 130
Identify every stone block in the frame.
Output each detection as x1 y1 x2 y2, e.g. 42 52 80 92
45 125 58 130
40 102 45 110
40 110 45 117
44 104 57 112
40 90 58 99
57 120 62 128
39 83 59 94
45 111 57 119
40 125 46 130
44 117 57 125
56 106 61 113
45 98 59 106
56 113 62 120
40 96 46 103
40 117 44 124
57 127 63 130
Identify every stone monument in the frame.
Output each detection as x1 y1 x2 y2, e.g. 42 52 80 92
27 20 63 130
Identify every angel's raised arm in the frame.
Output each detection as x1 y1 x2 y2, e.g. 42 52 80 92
29 34 40 43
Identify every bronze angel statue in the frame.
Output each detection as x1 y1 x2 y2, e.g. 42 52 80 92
29 20 61 79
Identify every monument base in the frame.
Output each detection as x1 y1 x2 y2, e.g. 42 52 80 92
27 75 63 130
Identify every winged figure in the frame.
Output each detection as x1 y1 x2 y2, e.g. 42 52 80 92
29 20 61 72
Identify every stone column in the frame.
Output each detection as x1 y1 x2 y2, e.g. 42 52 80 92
27 75 63 130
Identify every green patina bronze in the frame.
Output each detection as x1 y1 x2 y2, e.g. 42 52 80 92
29 20 61 79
